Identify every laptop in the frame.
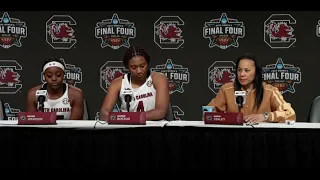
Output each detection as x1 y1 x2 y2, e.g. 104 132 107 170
107 112 146 125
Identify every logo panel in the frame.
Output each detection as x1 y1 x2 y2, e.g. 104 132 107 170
154 16 184 49
203 13 245 49
316 20 320 37
95 13 136 49
264 14 296 49
150 59 189 94
46 15 77 49
95 104 122 120
208 61 236 94
41 58 82 87
172 105 184 120
0 12 27 49
0 60 22 94
262 58 301 94
100 61 129 93
4 103 20 120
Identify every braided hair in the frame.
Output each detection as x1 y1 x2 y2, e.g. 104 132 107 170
122 46 150 68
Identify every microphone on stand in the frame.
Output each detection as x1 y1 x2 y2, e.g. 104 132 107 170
36 89 48 112
123 88 133 112
235 91 246 112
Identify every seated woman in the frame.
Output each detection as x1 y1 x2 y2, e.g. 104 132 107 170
99 46 170 121
26 58 84 120
206 53 296 123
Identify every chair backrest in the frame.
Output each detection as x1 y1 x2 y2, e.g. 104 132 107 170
308 96 320 123
165 102 174 121
0 99 6 120
82 99 90 120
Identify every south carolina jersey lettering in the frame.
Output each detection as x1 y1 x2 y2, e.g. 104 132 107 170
119 73 156 112
43 83 72 119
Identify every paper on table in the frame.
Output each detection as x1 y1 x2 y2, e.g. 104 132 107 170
0 120 18 125
94 119 169 129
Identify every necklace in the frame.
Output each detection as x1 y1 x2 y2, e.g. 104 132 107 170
245 88 251 95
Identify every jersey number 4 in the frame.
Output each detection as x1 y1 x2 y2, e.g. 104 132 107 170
137 101 145 112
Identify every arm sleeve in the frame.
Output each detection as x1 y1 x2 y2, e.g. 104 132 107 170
268 88 296 122
207 87 227 112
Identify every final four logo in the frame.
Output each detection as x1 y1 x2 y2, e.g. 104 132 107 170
95 13 136 49
0 12 27 49
203 13 245 49
262 58 301 94
4 103 20 120
150 59 189 94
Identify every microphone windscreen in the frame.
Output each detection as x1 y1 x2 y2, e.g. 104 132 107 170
236 96 243 103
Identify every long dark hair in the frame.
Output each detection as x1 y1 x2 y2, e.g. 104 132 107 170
234 53 264 110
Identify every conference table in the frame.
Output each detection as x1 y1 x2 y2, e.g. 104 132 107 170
0 120 319 169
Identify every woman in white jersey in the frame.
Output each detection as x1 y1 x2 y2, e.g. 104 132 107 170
26 58 84 120
99 46 170 121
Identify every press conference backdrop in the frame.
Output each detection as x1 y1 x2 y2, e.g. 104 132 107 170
0 11 319 122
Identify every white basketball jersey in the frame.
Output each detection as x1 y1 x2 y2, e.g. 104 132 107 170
119 73 156 112
43 83 72 120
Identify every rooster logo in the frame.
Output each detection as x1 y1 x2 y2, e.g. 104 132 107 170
263 14 296 49
47 22 75 42
0 68 20 87
46 15 77 49
156 22 183 42
265 22 294 41
154 16 185 49
102 68 125 89
209 68 235 86
208 61 236 94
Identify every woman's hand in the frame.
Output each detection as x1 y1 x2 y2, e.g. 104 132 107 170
244 114 266 123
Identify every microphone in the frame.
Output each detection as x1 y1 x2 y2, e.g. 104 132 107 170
36 89 48 112
123 88 133 112
235 91 246 112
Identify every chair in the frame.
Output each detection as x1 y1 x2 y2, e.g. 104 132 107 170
165 102 174 121
82 99 91 120
0 99 6 120
308 96 320 123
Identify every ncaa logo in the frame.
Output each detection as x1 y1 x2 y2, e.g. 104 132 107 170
264 14 296 49
46 15 77 49
154 16 184 49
